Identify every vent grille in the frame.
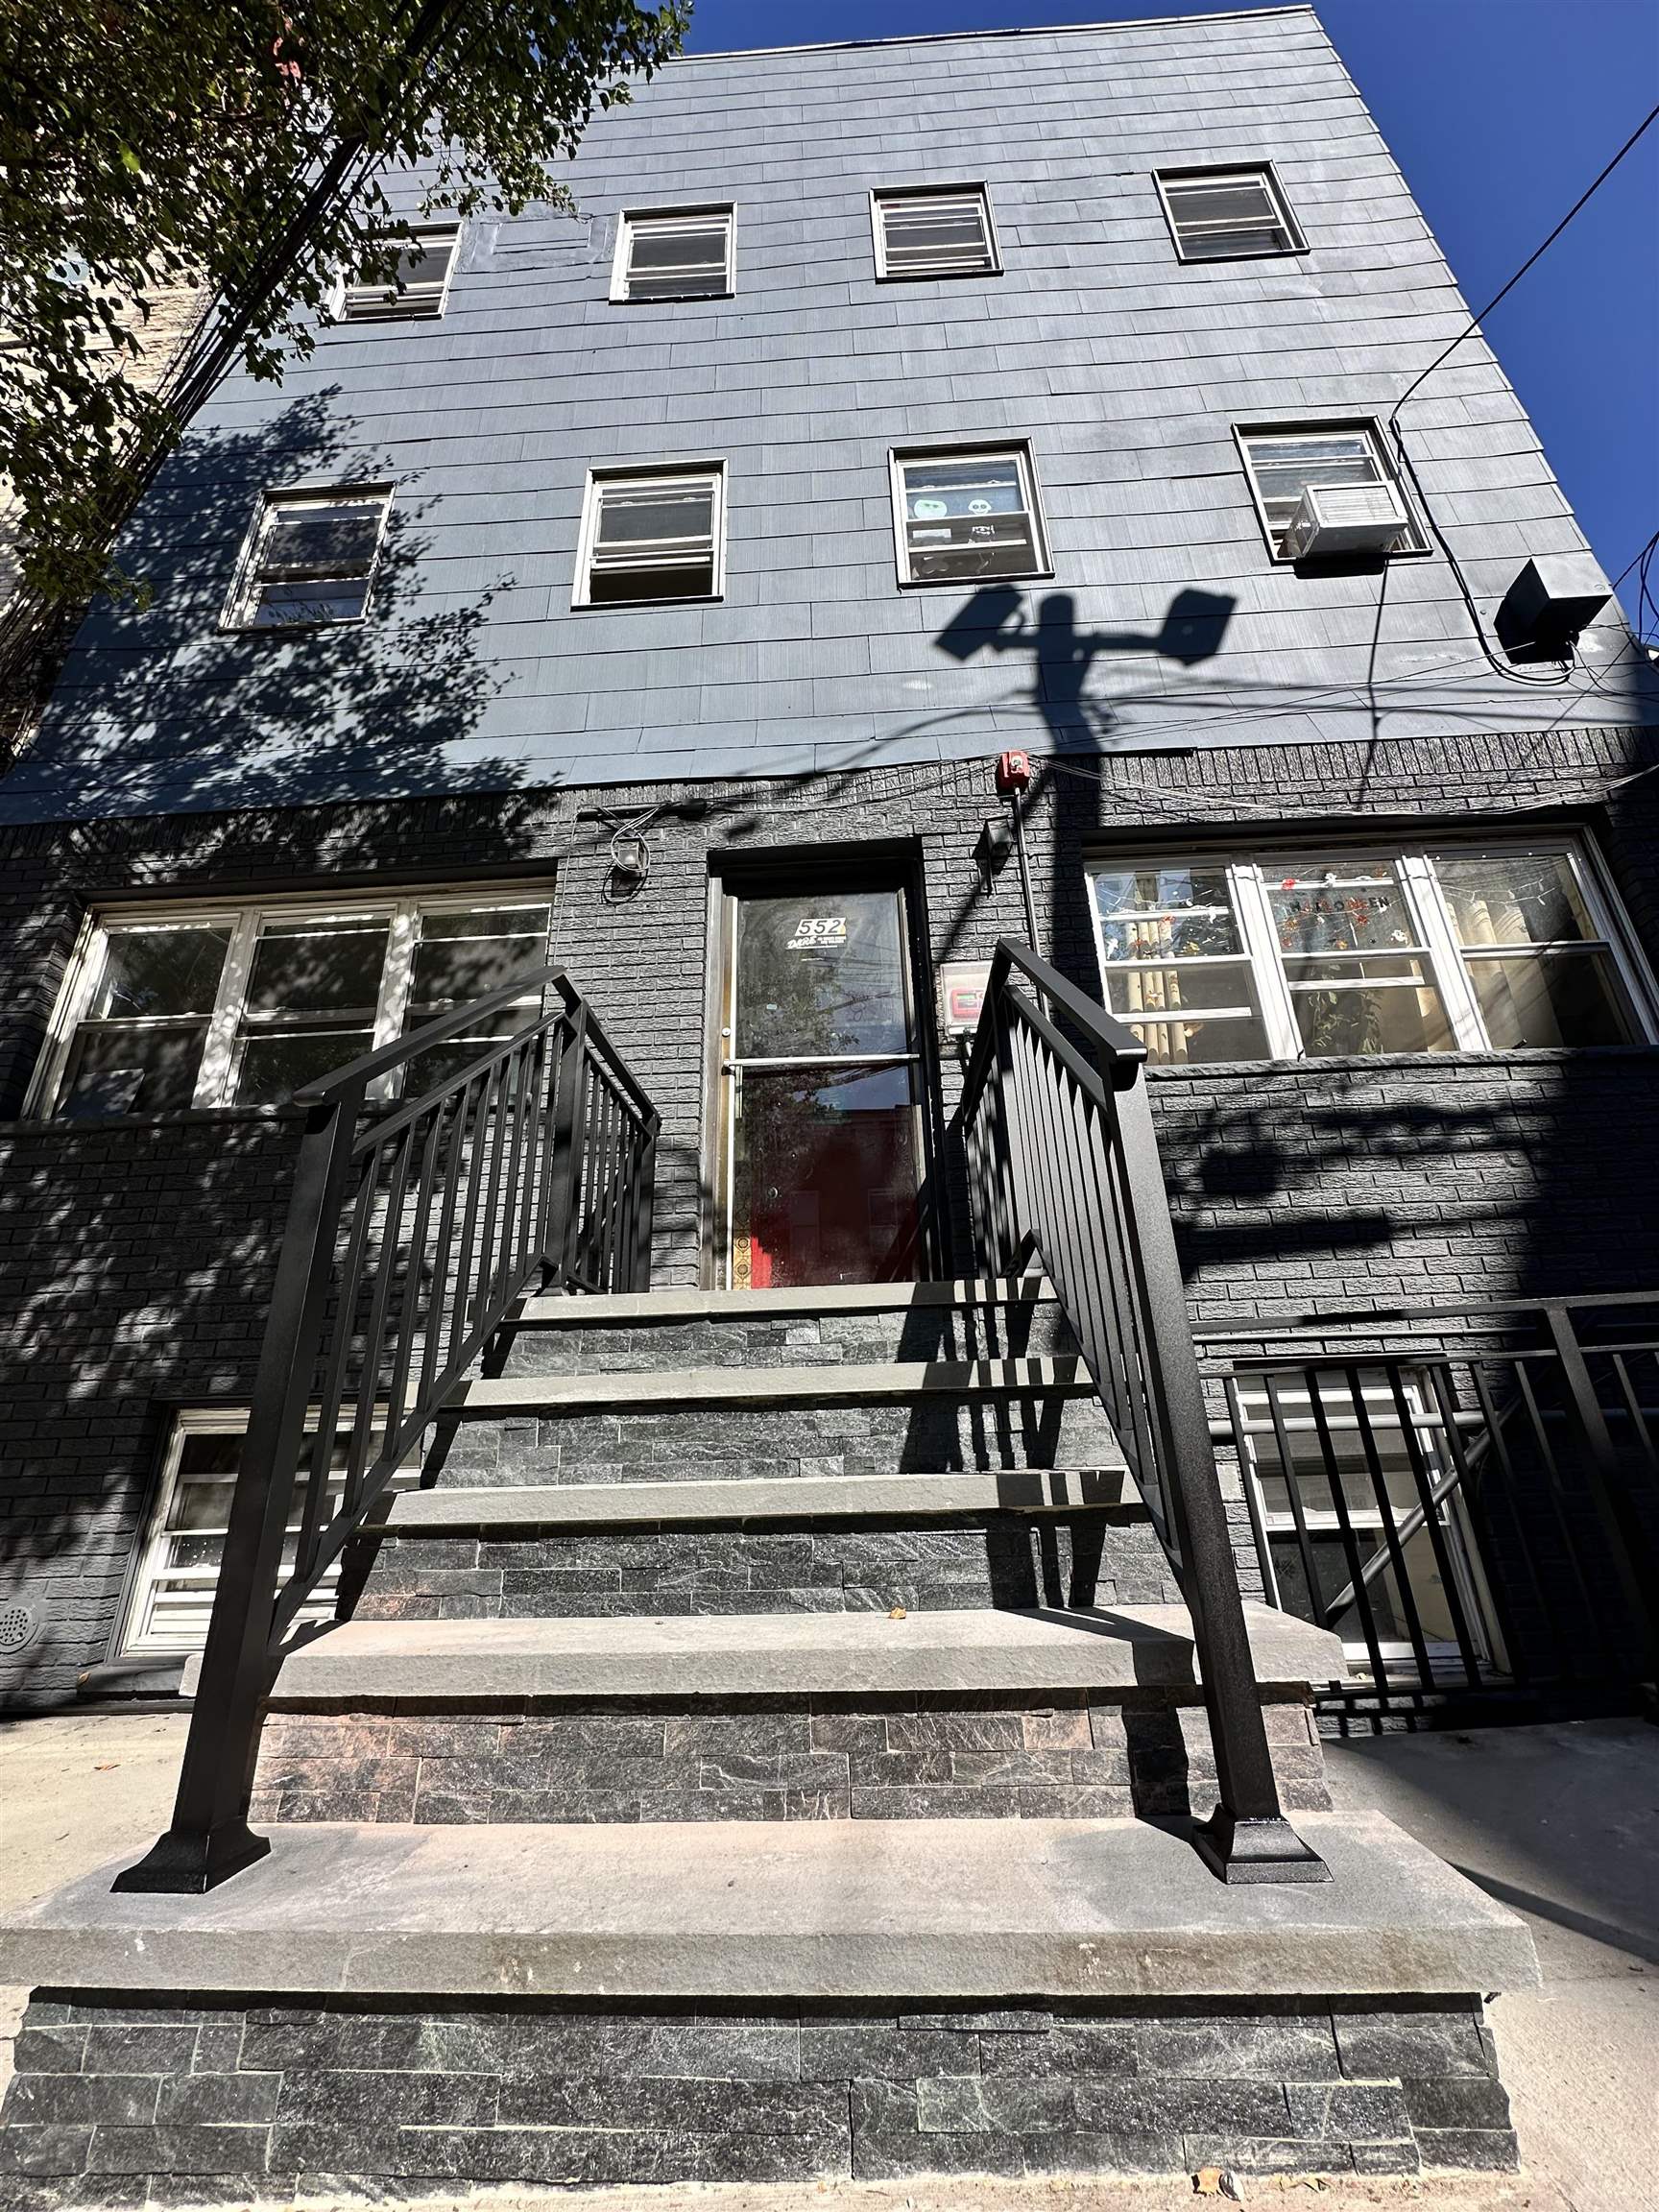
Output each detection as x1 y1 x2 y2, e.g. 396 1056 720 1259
0 1598 40 1654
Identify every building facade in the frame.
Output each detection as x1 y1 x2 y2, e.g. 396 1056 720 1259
0 11 1653 2191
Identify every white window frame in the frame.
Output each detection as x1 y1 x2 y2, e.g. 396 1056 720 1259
115 1406 421 1659
869 183 1000 280
1154 163 1307 263
25 882 557 1119
888 441 1052 589
335 224 462 323
1086 834 1659 1067
572 462 727 609
222 484 394 632
610 205 735 302
1234 420 1428 563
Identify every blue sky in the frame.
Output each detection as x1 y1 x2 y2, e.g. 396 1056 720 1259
683 0 1659 633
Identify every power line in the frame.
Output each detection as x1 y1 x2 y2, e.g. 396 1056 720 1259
1387 101 1659 435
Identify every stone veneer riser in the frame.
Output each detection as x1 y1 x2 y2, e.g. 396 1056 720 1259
436 1389 1126 1488
499 1300 1081 1374
248 1695 1329 1828
346 1518 1183 1623
0 1991 1521 2196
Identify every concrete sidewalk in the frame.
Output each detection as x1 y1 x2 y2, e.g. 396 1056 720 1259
4 1707 1654 2210
1323 1719 1659 2212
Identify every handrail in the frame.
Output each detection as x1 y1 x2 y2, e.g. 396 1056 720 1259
959 937 1328 1886
114 966 659 1894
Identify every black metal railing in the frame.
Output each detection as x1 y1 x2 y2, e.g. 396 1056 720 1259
960 940 1328 1884
115 966 659 1893
1200 1294 1659 1712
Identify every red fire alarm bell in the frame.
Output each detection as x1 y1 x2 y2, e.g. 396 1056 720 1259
995 749 1032 796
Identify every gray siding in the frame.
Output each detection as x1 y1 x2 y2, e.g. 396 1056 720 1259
7 5 1651 822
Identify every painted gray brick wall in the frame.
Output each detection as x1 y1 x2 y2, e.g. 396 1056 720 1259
6 9 1652 822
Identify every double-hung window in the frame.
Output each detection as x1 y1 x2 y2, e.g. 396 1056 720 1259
339 225 461 321
613 207 734 301
34 890 555 1118
871 185 998 278
891 445 1049 586
575 465 725 605
226 486 392 629
1088 838 1653 1067
1156 166 1305 260
117 1408 420 1658
1236 423 1423 560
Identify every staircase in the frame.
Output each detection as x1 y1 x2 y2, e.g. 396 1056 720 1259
0 949 1536 2198
247 1276 1332 1835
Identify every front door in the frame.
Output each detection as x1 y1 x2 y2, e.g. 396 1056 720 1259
710 881 925 1288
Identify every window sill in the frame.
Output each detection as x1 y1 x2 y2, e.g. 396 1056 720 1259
898 566 1053 591
3 1103 311 1134
1144 1042 1659 1082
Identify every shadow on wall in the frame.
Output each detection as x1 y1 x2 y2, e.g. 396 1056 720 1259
20 393 519 817
934 583 1237 751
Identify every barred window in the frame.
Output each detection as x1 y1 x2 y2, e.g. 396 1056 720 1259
613 207 734 301
872 186 998 277
1156 166 1305 260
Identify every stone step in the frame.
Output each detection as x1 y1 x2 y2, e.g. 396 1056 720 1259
349 1498 1179 1623
5 1811 1538 2003
436 1357 1124 1489
253 1602 1339 1705
373 1468 1141 1530
451 1356 1094 1417
502 1279 1073 1375
515 1276 1055 1325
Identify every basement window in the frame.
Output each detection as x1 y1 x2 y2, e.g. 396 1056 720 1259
872 185 998 278
116 1408 420 1658
1087 837 1653 1067
575 465 725 605
31 888 554 1118
339 225 461 321
891 445 1049 586
1156 165 1306 261
613 207 734 301
225 486 393 629
1236 423 1426 561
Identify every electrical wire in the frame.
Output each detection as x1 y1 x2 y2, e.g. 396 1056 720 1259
1384 102 1659 688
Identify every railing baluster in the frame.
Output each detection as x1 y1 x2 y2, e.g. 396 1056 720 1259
953 939 1327 1886
116 966 660 1894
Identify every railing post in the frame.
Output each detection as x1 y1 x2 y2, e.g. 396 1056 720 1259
1110 1074 1330 1885
629 1120 659 1292
544 1001 589 1288
113 1089 363 1894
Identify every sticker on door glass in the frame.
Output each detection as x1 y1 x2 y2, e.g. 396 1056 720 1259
788 916 847 950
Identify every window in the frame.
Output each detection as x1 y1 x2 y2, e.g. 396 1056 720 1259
1087 839 1651 1067
575 466 724 606
1156 166 1305 260
1230 1369 1503 1684
339 225 461 321
891 445 1049 586
116 1409 420 1657
33 889 555 1118
226 486 392 629
612 207 734 301
871 185 998 278
1236 423 1424 560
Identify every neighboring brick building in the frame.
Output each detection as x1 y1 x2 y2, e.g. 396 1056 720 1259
0 12 1653 2197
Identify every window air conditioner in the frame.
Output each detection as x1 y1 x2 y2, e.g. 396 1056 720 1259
1282 481 1408 560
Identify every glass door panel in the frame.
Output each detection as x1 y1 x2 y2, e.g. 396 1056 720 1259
714 884 924 1287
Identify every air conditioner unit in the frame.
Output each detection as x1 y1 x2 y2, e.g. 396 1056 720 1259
1282 481 1408 560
